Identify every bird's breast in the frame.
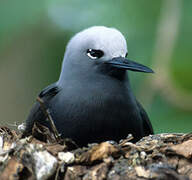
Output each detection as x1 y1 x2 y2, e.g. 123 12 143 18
49 80 141 145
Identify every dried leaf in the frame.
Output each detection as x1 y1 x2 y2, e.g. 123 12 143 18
0 157 24 180
58 152 75 164
135 166 150 178
79 142 119 164
46 143 67 156
65 165 87 180
84 163 109 180
170 139 192 159
32 122 56 144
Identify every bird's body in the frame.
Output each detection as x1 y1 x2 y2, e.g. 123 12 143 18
24 26 153 146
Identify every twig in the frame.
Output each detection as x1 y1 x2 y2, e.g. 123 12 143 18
36 96 61 142
55 162 66 180
119 134 134 146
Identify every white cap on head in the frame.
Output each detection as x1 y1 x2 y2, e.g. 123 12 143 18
65 26 128 60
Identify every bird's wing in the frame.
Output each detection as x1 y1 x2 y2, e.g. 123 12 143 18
23 82 60 136
38 83 60 98
136 100 154 136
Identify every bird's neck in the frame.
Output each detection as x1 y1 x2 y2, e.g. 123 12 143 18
57 63 135 106
58 56 133 97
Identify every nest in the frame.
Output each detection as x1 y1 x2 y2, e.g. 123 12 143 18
0 123 192 180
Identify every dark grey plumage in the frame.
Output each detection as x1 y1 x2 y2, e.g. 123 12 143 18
24 26 153 146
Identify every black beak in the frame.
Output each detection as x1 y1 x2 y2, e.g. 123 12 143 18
105 57 154 73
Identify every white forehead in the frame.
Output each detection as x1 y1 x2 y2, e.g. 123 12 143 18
66 26 128 58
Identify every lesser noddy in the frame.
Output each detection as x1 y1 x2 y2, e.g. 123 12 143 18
24 26 154 146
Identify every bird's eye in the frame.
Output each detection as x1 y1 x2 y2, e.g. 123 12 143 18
86 49 104 59
125 52 128 57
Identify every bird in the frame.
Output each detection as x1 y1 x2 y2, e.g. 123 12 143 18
24 26 154 146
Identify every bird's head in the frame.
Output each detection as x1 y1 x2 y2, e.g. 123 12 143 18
60 26 153 80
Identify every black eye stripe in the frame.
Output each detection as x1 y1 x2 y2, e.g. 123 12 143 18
87 49 104 59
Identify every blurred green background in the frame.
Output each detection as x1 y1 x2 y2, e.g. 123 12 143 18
0 0 191 133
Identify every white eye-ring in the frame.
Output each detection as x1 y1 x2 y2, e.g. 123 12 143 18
86 49 104 59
